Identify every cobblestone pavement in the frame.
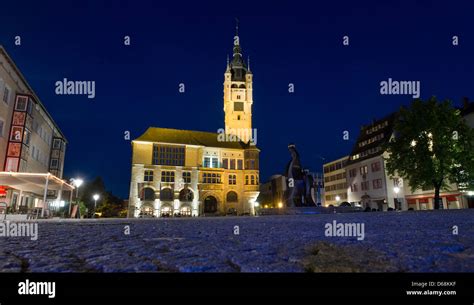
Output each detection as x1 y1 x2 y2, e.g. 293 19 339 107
0 210 473 272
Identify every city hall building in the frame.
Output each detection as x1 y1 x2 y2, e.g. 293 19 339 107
128 29 260 217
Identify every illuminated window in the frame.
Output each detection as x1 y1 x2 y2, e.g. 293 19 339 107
228 174 236 185
251 175 255 185
204 156 219 168
202 173 221 184
144 170 154 182
245 175 249 185
161 171 175 182
153 145 185 166
182 172 191 183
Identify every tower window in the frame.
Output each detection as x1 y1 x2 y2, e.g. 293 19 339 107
237 95 241 99
234 102 244 111
237 115 240 120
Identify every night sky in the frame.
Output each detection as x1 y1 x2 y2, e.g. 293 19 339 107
1 0 473 198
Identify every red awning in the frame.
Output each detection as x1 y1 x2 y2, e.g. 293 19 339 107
407 199 417 205
446 196 458 202
418 198 429 203
0 186 7 197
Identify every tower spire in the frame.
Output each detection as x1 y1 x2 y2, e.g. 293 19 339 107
235 17 239 37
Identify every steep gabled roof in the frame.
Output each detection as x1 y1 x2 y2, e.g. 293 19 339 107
134 127 257 150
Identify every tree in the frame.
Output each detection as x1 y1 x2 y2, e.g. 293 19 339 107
385 97 474 209
77 177 126 217
80 177 106 214
96 191 126 217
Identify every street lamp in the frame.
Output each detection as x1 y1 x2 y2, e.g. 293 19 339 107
92 194 100 218
335 195 341 202
394 187 400 210
70 178 84 216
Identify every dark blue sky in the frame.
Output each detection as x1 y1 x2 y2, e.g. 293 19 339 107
1 0 473 198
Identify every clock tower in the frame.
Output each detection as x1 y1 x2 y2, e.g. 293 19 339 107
223 22 253 143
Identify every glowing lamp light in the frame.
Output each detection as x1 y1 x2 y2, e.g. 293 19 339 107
72 178 84 188
468 191 474 196
278 202 283 208
254 201 259 207
394 187 400 194
335 196 341 201
93 194 100 201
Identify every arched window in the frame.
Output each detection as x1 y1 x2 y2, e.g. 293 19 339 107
245 175 249 185
179 188 194 201
140 187 155 201
239 84 246 88
231 84 238 88
251 175 255 185
226 191 238 202
160 188 174 201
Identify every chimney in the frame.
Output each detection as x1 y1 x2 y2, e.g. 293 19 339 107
463 97 470 110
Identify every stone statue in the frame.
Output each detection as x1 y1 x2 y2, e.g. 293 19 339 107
284 143 317 207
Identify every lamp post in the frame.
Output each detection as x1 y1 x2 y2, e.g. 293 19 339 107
92 194 99 218
253 201 259 216
394 187 400 210
70 178 83 217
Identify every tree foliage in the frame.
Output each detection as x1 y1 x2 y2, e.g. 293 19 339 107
385 97 474 208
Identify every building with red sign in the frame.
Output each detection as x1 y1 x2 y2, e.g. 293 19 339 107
0 46 72 216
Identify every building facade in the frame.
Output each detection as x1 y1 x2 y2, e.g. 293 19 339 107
0 46 69 213
323 156 348 206
347 113 470 211
128 29 260 218
258 174 286 209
